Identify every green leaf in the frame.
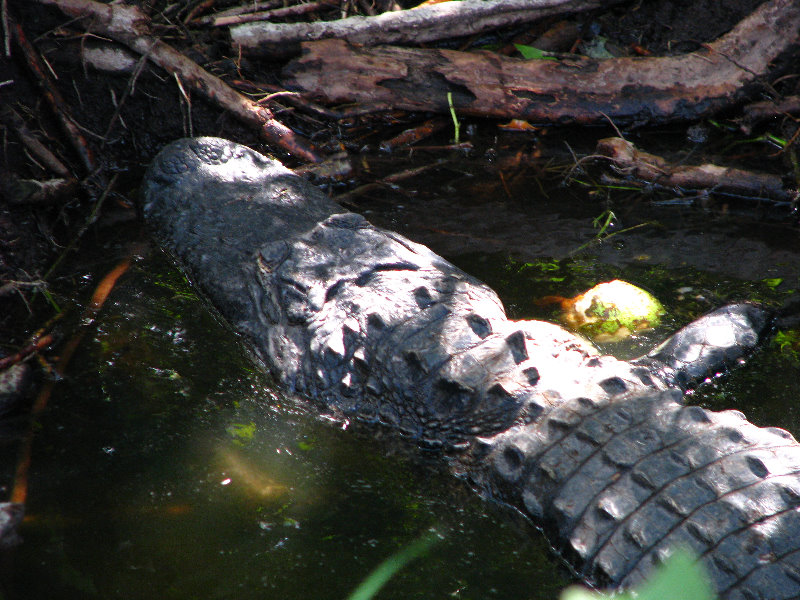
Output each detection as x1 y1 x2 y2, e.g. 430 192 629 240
561 588 632 600
347 532 439 600
763 277 783 289
636 551 715 600
515 44 557 60
560 550 716 600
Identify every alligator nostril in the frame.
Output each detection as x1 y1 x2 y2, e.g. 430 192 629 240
681 405 712 424
413 286 435 308
632 367 654 387
502 445 524 470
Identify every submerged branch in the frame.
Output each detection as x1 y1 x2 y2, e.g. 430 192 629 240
595 136 797 203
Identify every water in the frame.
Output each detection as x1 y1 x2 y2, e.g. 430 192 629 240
0 247 570 600
2 137 799 599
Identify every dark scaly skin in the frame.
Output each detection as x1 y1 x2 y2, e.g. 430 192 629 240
141 137 797 598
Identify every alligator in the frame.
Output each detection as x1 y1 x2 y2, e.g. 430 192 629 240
141 137 800 599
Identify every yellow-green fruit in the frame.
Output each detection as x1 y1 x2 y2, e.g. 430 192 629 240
561 279 665 343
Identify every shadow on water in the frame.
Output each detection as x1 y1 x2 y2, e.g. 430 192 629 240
2 133 800 599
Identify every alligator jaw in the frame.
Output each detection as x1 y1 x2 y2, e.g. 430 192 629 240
142 137 800 598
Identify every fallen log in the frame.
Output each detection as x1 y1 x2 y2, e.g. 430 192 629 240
232 0 622 57
595 137 797 204
283 0 800 125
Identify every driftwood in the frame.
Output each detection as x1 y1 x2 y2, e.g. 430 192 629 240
32 0 323 163
231 0 622 57
283 0 800 125
595 137 796 203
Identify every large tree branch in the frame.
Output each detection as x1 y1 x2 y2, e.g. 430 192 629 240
231 0 624 57
32 0 323 162
283 0 800 125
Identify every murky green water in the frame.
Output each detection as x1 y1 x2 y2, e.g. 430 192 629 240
0 244 571 600
2 141 800 599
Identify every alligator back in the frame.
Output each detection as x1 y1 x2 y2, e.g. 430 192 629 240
142 137 800 598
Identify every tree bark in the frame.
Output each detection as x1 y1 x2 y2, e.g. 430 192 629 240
283 0 800 126
232 0 623 57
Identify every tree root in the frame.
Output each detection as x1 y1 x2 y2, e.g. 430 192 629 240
283 0 800 126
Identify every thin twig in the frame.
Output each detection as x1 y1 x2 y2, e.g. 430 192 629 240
334 158 448 204
193 0 283 25
209 1 335 27
2 0 10 57
173 72 193 137
42 173 118 281
0 333 54 371
10 249 137 506
34 0 323 162
102 48 150 142
1 105 72 177
10 14 96 173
